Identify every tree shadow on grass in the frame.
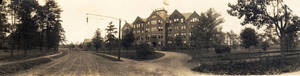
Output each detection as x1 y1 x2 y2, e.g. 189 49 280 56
134 52 165 61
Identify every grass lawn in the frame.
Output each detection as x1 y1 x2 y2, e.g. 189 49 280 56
0 49 59 63
192 57 300 75
168 48 300 75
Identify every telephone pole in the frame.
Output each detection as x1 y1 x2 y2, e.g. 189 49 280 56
86 13 124 61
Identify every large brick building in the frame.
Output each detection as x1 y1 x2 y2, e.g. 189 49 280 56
122 9 201 48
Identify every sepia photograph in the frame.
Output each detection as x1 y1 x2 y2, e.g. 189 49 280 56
1 0 300 76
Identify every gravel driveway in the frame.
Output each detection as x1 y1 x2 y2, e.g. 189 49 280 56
11 50 208 76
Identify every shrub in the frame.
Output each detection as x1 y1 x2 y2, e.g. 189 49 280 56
136 43 154 58
215 45 231 54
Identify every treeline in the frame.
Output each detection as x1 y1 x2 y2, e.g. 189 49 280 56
79 22 135 51
0 0 64 56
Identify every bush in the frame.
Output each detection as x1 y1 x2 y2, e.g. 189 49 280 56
215 45 231 54
136 43 154 58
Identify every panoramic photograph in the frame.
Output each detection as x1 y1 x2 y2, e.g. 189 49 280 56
1 0 300 76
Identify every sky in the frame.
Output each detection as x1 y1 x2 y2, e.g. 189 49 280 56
53 0 300 44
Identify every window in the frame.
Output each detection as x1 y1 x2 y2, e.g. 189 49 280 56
158 35 163 39
146 28 150 32
158 27 163 31
168 41 173 44
151 27 157 31
191 18 199 22
182 26 186 30
151 20 157 24
168 28 172 31
183 41 187 44
181 18 184 23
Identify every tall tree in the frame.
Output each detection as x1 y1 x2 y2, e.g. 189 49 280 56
43 0 64 50
121 29 134 50
105 22 118 50
191 8 224 49
228 0 300 56
0 0 9 49
13 0 40 55
240 28 258 49
92 28 104 51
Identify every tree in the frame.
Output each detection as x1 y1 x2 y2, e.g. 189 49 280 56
228 0 300 56
0 0 9 49
226 31 240 48
191 8 224 50
121 29 134 49
240 28 258 49
174 35 183 49
105 22 118 51
13 0 40 55
92 28 104 51
42 0 64 51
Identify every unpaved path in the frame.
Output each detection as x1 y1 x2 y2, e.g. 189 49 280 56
11 50 209 76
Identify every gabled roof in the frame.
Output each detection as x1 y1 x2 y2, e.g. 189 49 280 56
148 9 169 20
169 9 185 19
133 16 147 24
122 22 133 30
186 11 200 20
182 13 193 19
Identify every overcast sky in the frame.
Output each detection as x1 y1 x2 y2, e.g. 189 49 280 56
54 0 300 44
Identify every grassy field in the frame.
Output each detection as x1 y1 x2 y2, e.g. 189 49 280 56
168 48 300 75
192 57 300 75
0 49 60 63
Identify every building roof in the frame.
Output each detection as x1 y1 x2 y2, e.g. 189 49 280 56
169 9 184 19
122 22 132 30
133 16 147 24
141 18 147 22
182 13 193 19
150 9 169 20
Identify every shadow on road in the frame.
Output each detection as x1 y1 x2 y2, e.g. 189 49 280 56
95 53 123 61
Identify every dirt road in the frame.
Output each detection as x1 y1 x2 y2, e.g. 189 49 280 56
11 50 208 76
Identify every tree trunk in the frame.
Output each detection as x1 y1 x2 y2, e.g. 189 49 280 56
280 35 287 58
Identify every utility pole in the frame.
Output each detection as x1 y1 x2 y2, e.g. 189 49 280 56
118 19 121 60
86 13 124 61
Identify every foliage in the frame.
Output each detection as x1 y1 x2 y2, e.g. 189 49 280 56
174 35 183 47
105 22 118 50
226 31 240 48
191 8 225 49
0 0 9 49
43 0 65 50
121 29 134 49
240 28 258 48
92 28 104 50
214 45 231 54
5 0 64 55
135 43 154 58
228 0 300 54
261 41 270 51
